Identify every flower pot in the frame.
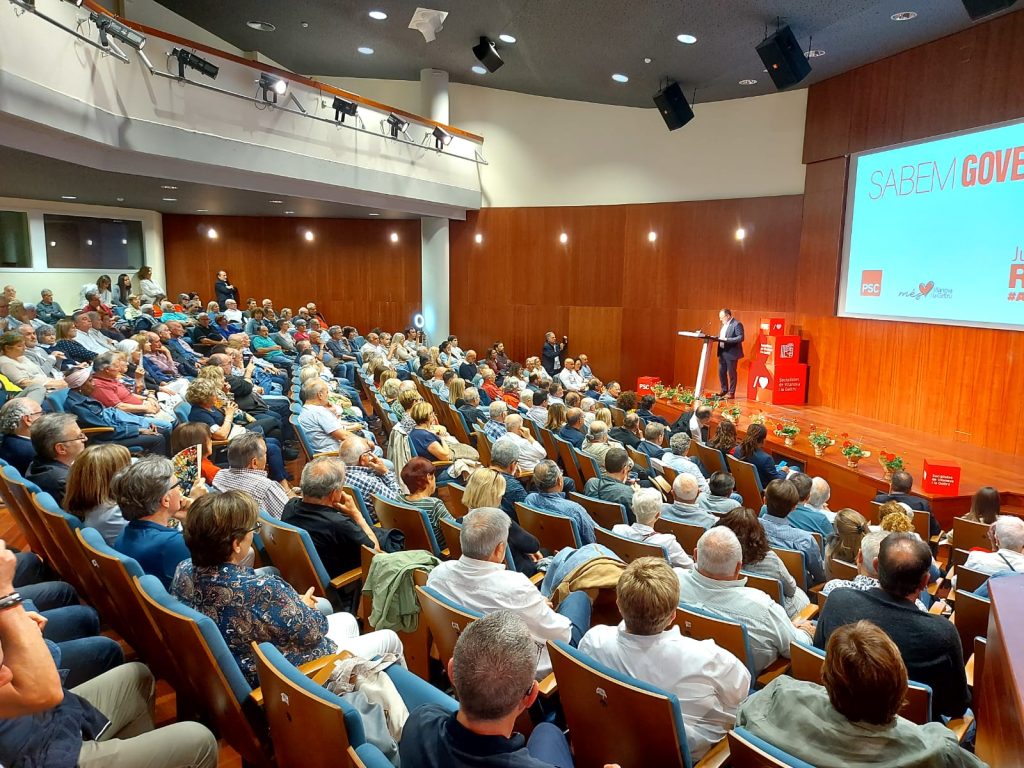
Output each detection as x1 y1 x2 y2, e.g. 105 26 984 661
723 414 737 424
883 469 893 482
846 457 861 469
813 445 826 457
784 437 795 447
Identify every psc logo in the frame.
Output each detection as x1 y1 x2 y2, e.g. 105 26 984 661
860 270 882 297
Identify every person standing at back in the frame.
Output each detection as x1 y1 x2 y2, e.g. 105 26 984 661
541 331 568 376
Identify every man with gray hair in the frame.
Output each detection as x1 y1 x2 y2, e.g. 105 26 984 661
400 611 575 767
297 376 361 455
489 438 529 518
482 399 508 442
612 487 694 569
457 386 487 428
282 456 381 578
580 396 597 425
635 421 668 461
965 515 1024 575
599 380 621 406
662 473 717 528
581 420 618 467
677 527 814 673
339 436 400 504
559 407 586 449
785 473 833 540
805 476 833 522
426 507 592 676
524 460 596 544
501 413 547 474
37 288 66 325
583 446 639 524
819 531 934 611
0 397 42 473
25 413 85 505
212 432 295 518
659 431 710 495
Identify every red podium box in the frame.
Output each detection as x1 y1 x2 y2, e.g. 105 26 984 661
636 376 661 395
770 366 808 405
922 459 961 496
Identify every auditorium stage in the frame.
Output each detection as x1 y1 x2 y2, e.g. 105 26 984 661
651 397 1024 528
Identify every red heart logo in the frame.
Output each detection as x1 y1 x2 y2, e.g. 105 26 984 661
919 281 934 296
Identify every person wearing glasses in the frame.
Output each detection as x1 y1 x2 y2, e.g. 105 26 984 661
111 456 207 588
173 490 403 687
24 412 87 507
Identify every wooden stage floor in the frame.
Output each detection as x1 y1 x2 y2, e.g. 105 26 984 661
652 397 1024 527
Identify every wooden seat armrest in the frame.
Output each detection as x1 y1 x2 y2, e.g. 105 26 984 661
431 460 453 468
537 673 557 697
517 471 533 483
529 572 545 585
249 651 352 705
313 451 340 459
796 604 819 622
945 715 974 743
695 736 730 768
329 567 363 590
755 658 791 689
211 439 229 448
965 653 975 689
81 427 115 434
929 601 947 615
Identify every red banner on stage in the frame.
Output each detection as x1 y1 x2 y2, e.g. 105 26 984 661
637 376 661 394
922 459 961 496
748 319 808 405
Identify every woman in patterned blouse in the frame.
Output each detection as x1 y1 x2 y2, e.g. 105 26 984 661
172 490 404 686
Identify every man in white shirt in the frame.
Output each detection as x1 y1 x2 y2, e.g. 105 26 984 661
964 516 1024 575
557 359 585 392
579 557 749 760
426 507 592 677
222 299 244 325
659 432 710 495
296 378 362 455
677 527 814 674
73 313 114 355
525 390 549 426
500 413 547 473
613 488 693 569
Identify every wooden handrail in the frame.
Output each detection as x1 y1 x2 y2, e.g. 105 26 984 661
80 0 484 144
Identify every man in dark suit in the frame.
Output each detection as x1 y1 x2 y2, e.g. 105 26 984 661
214 270 238 311
541 331 568 376
635 395 669 426
634 422 668 460
609 412 643 449
716 308 744 398
457 349 479 382
874 471 939 537
670 404 712 443
559 408 586 449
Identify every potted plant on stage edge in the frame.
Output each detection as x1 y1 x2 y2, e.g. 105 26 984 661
749 411 768 426
676 388 696 407
722 405 742 424
808 426 835 457
840 434 870 468
774 422 800 447
879 450 904 482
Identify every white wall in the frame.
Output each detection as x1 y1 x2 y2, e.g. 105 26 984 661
0 197 163 312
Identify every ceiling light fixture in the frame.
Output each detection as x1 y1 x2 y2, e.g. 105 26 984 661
431 125 452 150
172 47 219 79
472 36 504 73
739 79 758 85
891 11 918 21
648 231 657 243
385 113 410 139
368 212 381 216
284 211 295 215
269 199 284 204
303 230 315 242
60 195 77 200
805 49 826 58
471 65 487 75
559 232 568 244
735 227 747 241
257 73 287 103
121 238 128 245
160 185 178 190
206 228 218 239
90 12 146 50
162 197 177 202
195 208 208 212
332 96 358 122
474 233 483 244
612 73 629 83
49 241 56 247
116 197 125 202
368 10 387 20
86 239 93 246
246 20 276 31
389 232 399 243
357 46 374 55
677 34 697 44
498 33 516 44
643 57 653 64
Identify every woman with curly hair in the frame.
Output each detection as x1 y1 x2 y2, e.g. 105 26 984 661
615 390 638 412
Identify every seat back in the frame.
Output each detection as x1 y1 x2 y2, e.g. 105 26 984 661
771 546 808 592
574 448 601 483
594 526 668 564
950 547 972 570
568 491 626 529
673 602 755 677
0 466 50 563
912 510 931 541
342 484 376 527
134 575 269 767
741 571 785 605
290 414 317 463
653 517 705 555
827 557 858 581
608 406 626 427
955 565 989 594
447 408 475 446
547 640 691 768
539 427 559 461
953 589 991 657
373 495 442 556
553 436 584 489
440 518 463 559
728 728 815 768
627 446 651 473
473 429 492 467
347 744 394 768
725 454 764 508
415 585 481 666
952 516 992 551
257 511 330 596
514 502 581 552
253 642 364 768
692 443 726 475
659 463 679 491
445 482 470 519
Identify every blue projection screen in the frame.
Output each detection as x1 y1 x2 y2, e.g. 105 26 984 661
839 118 1024 330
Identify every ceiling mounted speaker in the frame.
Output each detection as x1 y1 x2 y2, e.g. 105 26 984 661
756 24 811 90
653 82 694 131
960 0 1017 19
472 36 504 73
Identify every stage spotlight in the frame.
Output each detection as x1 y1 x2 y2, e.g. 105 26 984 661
472 36 504 73
172 47 218 80
258 73 287 103
332 96 358 123
90 12 146 50
431 125 451 150
386 113 409 138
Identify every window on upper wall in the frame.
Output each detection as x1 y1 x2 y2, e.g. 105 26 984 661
43 214 145 270
0 212 31 269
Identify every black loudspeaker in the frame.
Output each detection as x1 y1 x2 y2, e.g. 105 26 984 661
653 82 694 131
756 25 811 90
960 0 1017 19
472 36 504 73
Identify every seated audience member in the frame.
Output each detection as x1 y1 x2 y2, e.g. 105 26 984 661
53 318 98 364
112 455 205 587
662 474 716 528
579 558 748 759
784 473 833 539
36 288 67 324
456 349 478 382
824 509 869 577
408 401 454 464
141 333 190 397
482 399 509 442
677 527 814 674
732 423 787 487
399 457 451 546
26 412 87 506
525 390 549 425
64 368 170 456
19 323 64 380
0 332 66 396
583 447 639 524
488 439 529 518
806 476 834 523
282 457 381 577
401 611 576 768
164 320 205 377
738 621 986 768
524 460 597 545
556 357 584 392
635 394 668 426
576 354 593 379
698 471 742 515
547 381 565 406
671 404 712 444
173 490 402 687
612 488 693 568
814 533 969 719
72 312 114 356
0 542 218 766
500 378 521 409
251 324 294 369
212 432 294 518
457 386 488 428
760 479 826 586
63 444 132 545
341 435 400 502
874 470 939 537
879 505 915 533
190 313 223 350
582 420 619 466
426 507 592 676
945 486 999 547
964 515 1024 574
559 407 586 449
0 397 41 473
584 379 603 402
501 413 547 473
819 531 929 612
715 508 810 619
609 411 642 449
90 351 172 428
634 422 668 460
479 369 501 403
463 467 543 577
660 432 710 494
599 380 621 405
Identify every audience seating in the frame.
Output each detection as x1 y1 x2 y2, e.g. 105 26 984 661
0 465 52 566
444 481 470 518
574 447 601 483
373 495 444 557
538 427 559 461
414 585 482 666
627 446 651 473
594 525 668 564
568 491 627 528
727 728 814 768
473 427 492 466
770 547 808 593
514 502 582 552
725 455 763 508
553 435 585 489
952 516 992 551
954 565 989 594
952 589 991 659
692 442 727 475
659 463 679 489
740 571 785 606
440 518 463 559
827 558 857 581
341 484 376 527
654 517 705 554
607 406 626 428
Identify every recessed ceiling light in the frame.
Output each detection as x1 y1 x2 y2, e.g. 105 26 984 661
612 73 629 83
891 11 917 21
368 10 387 20
559 232 568 244
206 228 218 240
368 212 381 216
471 65 488 75
162 197 177 202
474 233 483 244
196 209 208 213
303 230 315 242
116 197 125 202
677 34 697 44
357 46 374 55
300 21 309 28
121 238 128 245
735 227 747 241
269 199 283 204
247 20 276 32
86 239 93 246
805 49 826 58
160 184 178 190
284 210 295 215
389 232 399 243
643 57 652 64
739 79 758 86
498 33 516 44
49 241 56 247
648 231 657 243
60 195 77 200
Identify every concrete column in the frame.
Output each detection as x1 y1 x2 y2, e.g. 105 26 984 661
419 68 450 343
